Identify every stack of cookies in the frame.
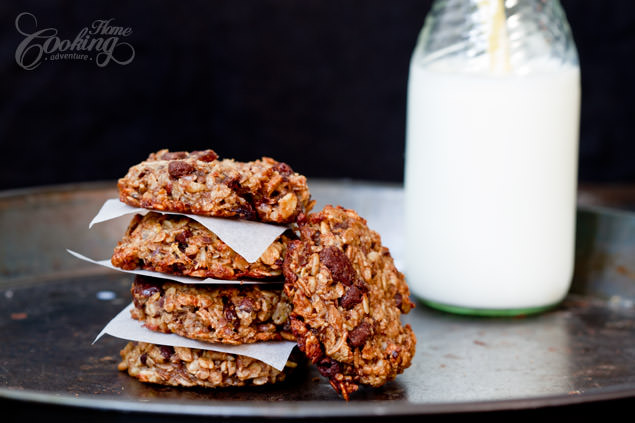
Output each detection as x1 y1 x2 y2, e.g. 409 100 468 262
102 149 416 399
112 149 313 388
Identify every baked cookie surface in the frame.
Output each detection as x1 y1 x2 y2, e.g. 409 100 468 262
118 149 314 224
118 342 296 387
283 206 416 399
111 212 291 280
130 275 293 344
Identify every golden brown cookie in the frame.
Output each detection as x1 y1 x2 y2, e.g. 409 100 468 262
118 342 298 387
283 205 416 399
112 212 292 280
118 149 314 224
130 275 294 344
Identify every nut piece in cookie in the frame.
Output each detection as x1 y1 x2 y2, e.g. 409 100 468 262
283 205 416 399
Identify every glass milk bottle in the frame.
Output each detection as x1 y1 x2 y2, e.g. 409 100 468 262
404 0 581 315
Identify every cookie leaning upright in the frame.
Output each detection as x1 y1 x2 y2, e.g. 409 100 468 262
117 149 314 224
283 205 416 399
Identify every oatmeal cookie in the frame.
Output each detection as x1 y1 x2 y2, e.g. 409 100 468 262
282 205 416 399
118 149 314 224
130 275 294 344
111 212 292 280
118 342 297 387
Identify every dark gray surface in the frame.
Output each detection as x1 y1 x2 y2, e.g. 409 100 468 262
0 181 634 417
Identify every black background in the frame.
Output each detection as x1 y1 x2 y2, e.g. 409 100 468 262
0 0 634 190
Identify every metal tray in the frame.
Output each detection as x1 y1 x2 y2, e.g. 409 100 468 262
1 180 634 417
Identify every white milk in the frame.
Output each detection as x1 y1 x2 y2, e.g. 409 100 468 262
404 60 581 310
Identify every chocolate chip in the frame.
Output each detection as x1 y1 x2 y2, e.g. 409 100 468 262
332 221 349 230
192 150 218 162
161 151 188 160
140 353 148 365
169 263 185 273
175 229 192 245
237 298 255 314
296 213 308 226
340 285 364 309
141 285 161 299
168 160 195 178
231 203 257 220
132 276 162 298
394 293 403 308
222 174 241 191
224 303 240 329
317 358 341 379
348 321 372 348
273 162 293 177
319 246 356 286
159 345 174 360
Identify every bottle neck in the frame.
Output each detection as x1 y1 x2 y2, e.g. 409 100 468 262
414 0 578 74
